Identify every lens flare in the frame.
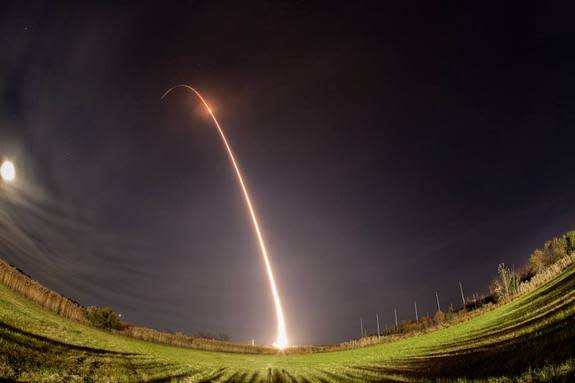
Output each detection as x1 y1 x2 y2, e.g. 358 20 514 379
162 85 288 349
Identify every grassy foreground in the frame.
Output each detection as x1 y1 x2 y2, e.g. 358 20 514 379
1 265 575 382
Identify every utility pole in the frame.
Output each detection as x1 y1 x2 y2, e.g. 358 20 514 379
394 308 398 330
360 317 364 338
376 313 381 338
414 301 419 321
459 281 465 306
435 291 441 312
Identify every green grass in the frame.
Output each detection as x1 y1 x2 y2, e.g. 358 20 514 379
1 265 575 382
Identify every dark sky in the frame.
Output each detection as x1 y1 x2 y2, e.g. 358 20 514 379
0 1 574 345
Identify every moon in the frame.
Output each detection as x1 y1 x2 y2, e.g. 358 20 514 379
1 160 16 182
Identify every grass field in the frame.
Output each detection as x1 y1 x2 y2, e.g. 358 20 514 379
1 263 575 382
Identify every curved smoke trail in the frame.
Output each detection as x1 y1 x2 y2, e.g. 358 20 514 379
162 85 288 349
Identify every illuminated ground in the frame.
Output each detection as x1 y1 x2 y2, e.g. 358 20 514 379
1 265 575 382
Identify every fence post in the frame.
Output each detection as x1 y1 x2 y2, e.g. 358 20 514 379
459 281 465 306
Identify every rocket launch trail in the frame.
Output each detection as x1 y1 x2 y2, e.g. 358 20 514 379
162 85 288 349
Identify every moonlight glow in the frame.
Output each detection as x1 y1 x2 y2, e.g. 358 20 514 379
162 85 289 349
0 160 15 183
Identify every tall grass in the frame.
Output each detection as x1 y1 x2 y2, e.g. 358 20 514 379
294 251 575 355
517 253 575 295
121 326 276 354
1 245 572 357
0 259 86 323
0 258 275 353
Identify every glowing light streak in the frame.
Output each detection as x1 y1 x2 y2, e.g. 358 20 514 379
162 85 288 349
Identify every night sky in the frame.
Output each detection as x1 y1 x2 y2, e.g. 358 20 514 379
0 2 574 345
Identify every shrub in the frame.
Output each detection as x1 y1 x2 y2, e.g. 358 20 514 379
492 263 520 300
545 237 568 261
529 236 569 274
192 331 231 342
566 231 575 254
398 320 419 333
434 310 445 323
529 249 547 274
85 307 121 330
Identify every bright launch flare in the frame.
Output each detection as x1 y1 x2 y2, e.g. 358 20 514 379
162 85 288 349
